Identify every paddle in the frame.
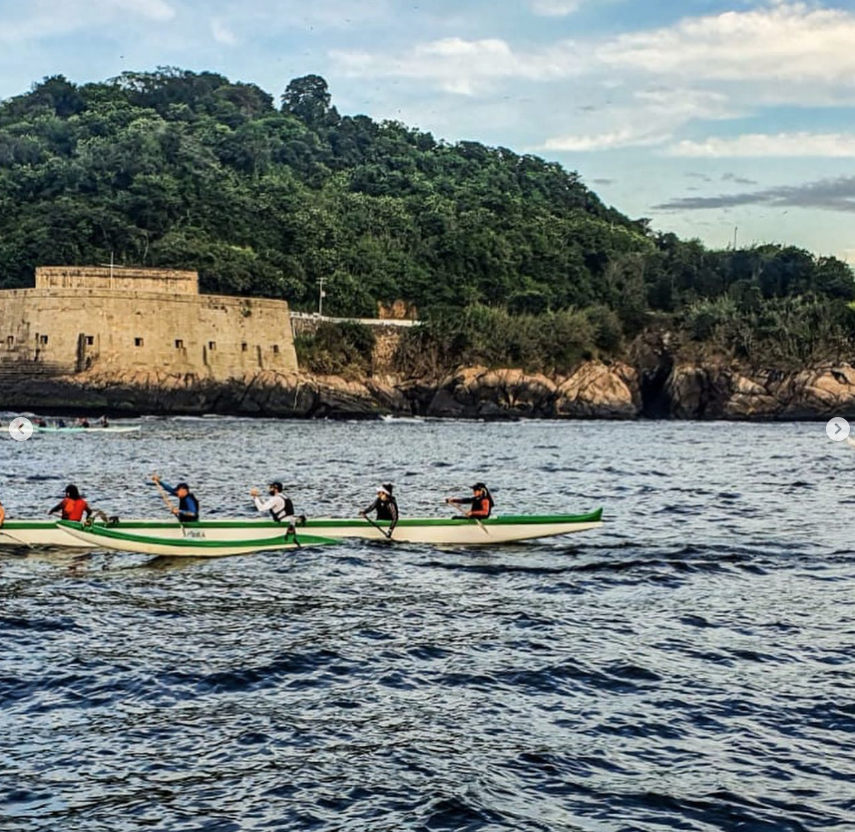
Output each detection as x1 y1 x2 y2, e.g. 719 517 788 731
151 474 185 529
448 500 490 535
362 513 393 541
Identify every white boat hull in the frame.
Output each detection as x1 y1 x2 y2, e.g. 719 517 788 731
1 512 603 550
58 523 333 558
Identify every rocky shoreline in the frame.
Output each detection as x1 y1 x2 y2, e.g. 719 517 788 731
3 359 855 420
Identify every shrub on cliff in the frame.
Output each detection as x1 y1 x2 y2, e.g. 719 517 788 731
682 295 855 366
294 321 375 376
393 304 609 375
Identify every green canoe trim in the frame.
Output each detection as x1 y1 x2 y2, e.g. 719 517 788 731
57 521 337 549
5 510 603 534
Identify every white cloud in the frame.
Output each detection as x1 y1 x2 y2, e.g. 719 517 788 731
0 0 175 43
668 132 855 158
598 2 855 85
542 126 671 152
332 37 584 95
211 18 237 45
110 0 175 22
539 88 735 152
530 0 583 16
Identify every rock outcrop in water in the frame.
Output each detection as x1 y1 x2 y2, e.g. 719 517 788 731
2 360 855 420
666 363 855 419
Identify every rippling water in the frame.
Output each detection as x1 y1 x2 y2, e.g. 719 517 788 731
2 418 854 831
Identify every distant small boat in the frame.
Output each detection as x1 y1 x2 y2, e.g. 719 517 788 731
57 522 337 558
33 425 141 434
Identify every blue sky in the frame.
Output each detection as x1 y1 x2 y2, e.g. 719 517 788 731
2 0 855 260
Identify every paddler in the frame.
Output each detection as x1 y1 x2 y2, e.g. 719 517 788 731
48 484 93 522
447 482 494 519
151 474 199 522
361 483 399 533
0 498 5 527
250 481 295 524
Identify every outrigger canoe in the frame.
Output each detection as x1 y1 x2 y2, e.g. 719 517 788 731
57 521 337 558
0 510 603 550
33 425 141 434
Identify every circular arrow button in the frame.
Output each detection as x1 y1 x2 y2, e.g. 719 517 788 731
827 417 850 442
8 416 33 442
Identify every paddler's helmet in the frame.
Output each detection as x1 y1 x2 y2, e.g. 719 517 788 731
269 481 284 493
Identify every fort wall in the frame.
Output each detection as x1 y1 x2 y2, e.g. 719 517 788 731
0 274 298 381
36 266 198 295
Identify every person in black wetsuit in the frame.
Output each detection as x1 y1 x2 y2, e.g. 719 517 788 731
447 482 494 519
361 483 399 534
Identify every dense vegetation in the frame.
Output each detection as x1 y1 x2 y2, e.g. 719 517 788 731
1 68 853 370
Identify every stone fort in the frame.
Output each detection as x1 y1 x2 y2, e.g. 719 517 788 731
0 266 298 380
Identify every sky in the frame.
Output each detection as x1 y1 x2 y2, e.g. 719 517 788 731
1 0 854 260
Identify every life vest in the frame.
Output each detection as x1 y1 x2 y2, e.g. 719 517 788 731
179 493 199 521
471 491 494 518
269 494 294 523
62 497 89 522
376 496 398 522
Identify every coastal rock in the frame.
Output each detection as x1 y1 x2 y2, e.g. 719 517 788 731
427 366 557 419
779 367 855 418
554 361 641 418
666 364 712 418
664 363 855 419
5 359 855 421
723 377 782 418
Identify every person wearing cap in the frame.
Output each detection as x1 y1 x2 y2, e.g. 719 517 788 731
447 482 494 519
151 474 199 522
361 483 399 532
48 484 93 522
250 481 295 524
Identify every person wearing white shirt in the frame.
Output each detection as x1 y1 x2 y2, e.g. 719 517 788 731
250 481 295 524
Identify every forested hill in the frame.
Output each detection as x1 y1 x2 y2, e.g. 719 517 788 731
0 69 640 312
2 68 855 369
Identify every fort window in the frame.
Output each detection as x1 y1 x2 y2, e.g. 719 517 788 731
272 344 280 354
39 335 49 345
6 336 13 348
208 341 216 351
134 337 144 347
241 342 248 352
175 339 184 349
85 336 94 346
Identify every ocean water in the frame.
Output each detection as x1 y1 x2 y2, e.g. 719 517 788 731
1 418 854 832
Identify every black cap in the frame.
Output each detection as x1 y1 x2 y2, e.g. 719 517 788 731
382 482 394 494
471 482 487 490
175 482 190 491
269 481 284 491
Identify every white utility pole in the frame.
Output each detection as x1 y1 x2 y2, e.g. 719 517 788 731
318 276 326 317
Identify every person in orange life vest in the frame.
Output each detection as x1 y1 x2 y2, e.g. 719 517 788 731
0 498 5 527
48 484 92 522
446 482 494 518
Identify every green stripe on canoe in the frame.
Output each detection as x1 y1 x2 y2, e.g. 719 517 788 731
48 509 604 531
57 521 337 549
